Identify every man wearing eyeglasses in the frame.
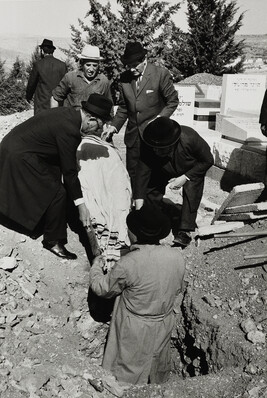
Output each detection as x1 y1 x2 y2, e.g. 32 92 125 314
103 42 179 187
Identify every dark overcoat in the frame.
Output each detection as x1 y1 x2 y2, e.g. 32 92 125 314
134 125 214 218
112 63 179 148
26 55 67 114
0 107 82 231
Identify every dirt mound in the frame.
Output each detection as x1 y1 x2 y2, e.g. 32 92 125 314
180 73 223 86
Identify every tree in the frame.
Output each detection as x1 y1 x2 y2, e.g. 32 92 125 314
9 56 27 83
64 0 182 96
183 0 245 76
0 57 30 115
26 44 41 77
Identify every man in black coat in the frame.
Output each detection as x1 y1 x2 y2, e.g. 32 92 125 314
133 117 214 247
26 39 67 115
0 94 113 259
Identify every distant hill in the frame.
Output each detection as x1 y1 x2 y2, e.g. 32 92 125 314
236 34 267 59
0 36 71 71
1 34 267 72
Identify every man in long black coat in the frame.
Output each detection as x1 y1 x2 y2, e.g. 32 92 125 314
0 94 113 259
26 39 67 115
134 117 214 247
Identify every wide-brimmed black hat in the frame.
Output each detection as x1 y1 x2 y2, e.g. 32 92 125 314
39 39 56 50
126 205 171 243
121 42 147 65
81 93 113 121
143 117 181 148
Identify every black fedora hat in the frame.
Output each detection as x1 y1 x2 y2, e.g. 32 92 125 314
121 42 147 65
143 117 181 148
81 93 113 121
39 38 56 50
126 205 171 243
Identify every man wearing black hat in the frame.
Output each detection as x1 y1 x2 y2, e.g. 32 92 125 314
89 205 185 385
26 38 67 115
0 93 113 259
133 117 214 247
103 42 179 187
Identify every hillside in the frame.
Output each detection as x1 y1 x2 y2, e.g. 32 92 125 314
0 36 71 71
237 34 267 59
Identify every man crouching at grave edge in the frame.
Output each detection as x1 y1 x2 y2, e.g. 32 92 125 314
133 117 214 247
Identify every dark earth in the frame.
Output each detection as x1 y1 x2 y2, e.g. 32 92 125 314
0 110 266 398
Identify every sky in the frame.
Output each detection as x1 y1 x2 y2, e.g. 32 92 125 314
0 0 266 39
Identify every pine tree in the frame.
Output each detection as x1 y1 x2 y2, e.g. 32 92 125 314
0 57 30 115
63 0 182 90
26 44 41 77
184 0 245 76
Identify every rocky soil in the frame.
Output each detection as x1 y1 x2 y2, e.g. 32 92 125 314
0 110 266 398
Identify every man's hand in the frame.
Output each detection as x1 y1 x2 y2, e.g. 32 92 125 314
133 199 144 210
260 124 267 137
78 203 91 228
168 175 187 190
101 125 117 142
50 96 59 108
92 255 105 269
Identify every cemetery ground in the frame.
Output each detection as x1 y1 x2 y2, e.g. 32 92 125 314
0 110 266 398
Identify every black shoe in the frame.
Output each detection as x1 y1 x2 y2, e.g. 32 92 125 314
173 231 192 247
43 241 77 260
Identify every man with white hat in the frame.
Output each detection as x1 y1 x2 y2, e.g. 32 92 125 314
52 44 113 110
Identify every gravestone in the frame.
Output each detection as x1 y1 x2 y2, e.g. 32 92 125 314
220 74 266 117
173 85 195 126
216 74 267 143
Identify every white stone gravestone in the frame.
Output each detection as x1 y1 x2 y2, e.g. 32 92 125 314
172 85 195 126
220 74 266 117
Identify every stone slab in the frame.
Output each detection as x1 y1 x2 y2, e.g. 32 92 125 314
212 139 266 182
211 182 265 223
197 222 244 237
195 99 221 108
224 202 267 213
173 85 195 126
219 116 267 143
219 212 267 221
220 74 266 117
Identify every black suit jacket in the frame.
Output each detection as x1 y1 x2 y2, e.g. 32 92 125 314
26 55 67 115
134 125 214 211
112 63 179 148
0 107 82 230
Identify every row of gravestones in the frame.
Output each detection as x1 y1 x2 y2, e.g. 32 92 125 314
173 74 267 146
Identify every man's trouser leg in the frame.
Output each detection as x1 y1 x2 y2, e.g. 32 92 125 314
126 137 140 189
43 185 67 243
179 178 205 231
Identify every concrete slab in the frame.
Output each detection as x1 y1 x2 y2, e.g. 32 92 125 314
197 221 244 237
224 202 267 213
211 182 265 223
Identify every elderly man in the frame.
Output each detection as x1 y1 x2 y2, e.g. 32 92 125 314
104 42 179 187
134 117 214 247
26 38 67 114
52 44 113 110
89 205 185 385
0 94 113 259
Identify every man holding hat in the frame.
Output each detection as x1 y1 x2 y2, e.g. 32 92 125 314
89 205 185 385
0 93 113 259
26 38 67 115
103 42 179 187
134 117 214 247
52 44 113 110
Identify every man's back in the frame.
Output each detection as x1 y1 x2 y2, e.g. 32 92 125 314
26 56 67 115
